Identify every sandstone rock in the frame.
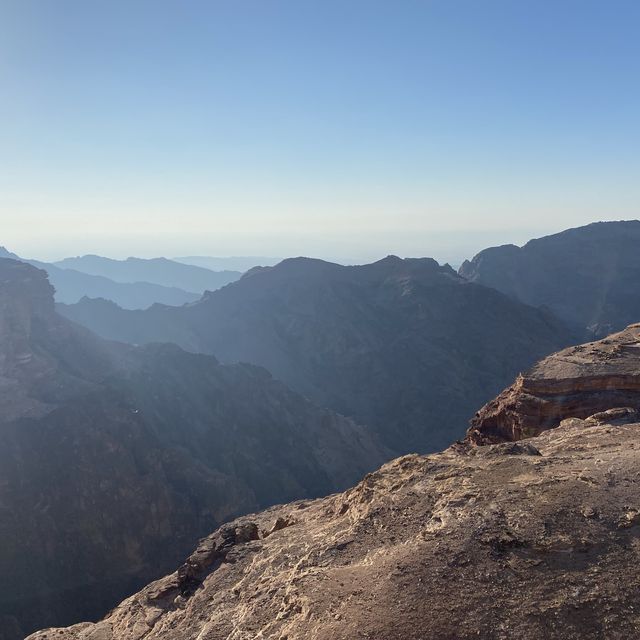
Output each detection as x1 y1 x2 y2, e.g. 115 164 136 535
468 323 640 444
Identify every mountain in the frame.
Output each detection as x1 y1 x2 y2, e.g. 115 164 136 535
0 258 385 639
459 220 640 338
29 259 202 308
173 255 282 272
0 247 205 308
0 246 20 260
468 322 640 444
54 255 241 292
0 248 239 309
58 255 575 454
29 402 640 638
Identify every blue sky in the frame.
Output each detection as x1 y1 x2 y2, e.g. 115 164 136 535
1 0 639 262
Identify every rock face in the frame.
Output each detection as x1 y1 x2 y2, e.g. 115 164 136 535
0 259 386 639
58 255 574 453
468 323 640 444
459 220 640 338
29 411 640 640
0 259 121 422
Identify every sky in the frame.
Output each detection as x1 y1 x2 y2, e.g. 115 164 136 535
1 0 639 263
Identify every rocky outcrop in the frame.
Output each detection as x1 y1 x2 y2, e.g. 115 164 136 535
0 259 124 422
29 411 640 640
468 323 640 444
58 255 575 453
459 220 640 337
0 259 387 639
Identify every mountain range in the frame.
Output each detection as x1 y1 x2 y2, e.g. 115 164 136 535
57 255 573 453
173 256 282 272
0 259 385 639
54 255 240 293
0 248 241 310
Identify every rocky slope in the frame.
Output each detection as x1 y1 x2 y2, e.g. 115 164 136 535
58 255 574 453
0 259 385 639
459 220 640 337
29 409 640 640
0 258 124 422
468 323 640 444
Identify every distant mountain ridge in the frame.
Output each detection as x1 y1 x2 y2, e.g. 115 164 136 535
0 246 20 259
55 255 241 292
174 255 282 272
0 258 385 639
0 248 241 309
59 254 575 454
29 259 203 308
459 220 640 338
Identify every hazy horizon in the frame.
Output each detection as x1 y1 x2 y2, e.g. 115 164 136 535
1 224 605 266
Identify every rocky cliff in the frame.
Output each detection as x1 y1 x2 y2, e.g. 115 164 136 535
0 259 386 639
0 259 124 422
468 323 640 444
29 410 640 640
459 220 640 337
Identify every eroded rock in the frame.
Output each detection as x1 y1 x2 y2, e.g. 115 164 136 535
468 324 640 444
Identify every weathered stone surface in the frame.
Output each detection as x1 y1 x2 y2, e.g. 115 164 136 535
468 323 640 444
29 413 640 640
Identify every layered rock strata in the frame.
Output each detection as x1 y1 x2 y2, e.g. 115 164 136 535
468 323 640 444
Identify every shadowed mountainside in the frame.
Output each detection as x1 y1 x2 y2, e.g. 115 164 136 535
58 256 576 454
0 259 385 639
459 220 640 338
